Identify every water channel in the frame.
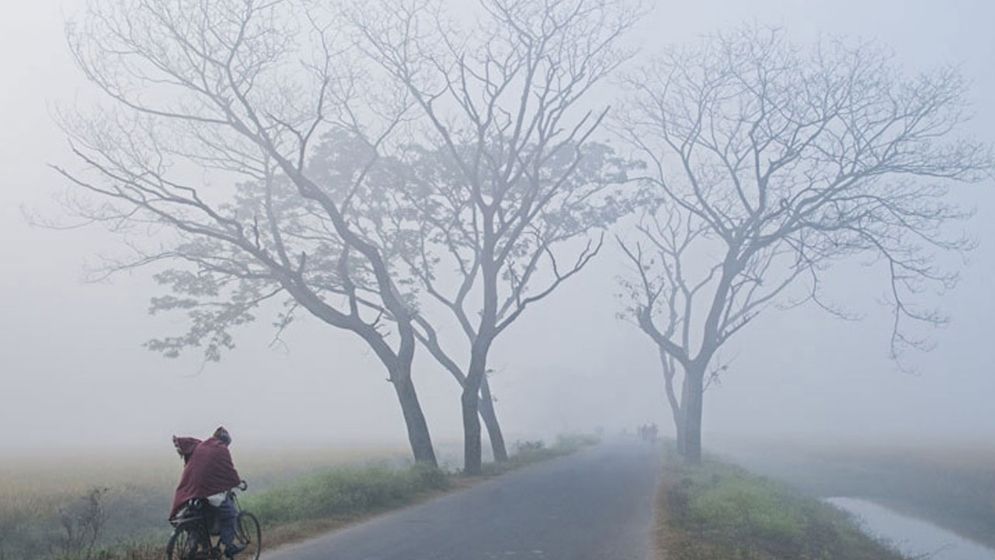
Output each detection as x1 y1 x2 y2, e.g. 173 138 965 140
827 497 995 560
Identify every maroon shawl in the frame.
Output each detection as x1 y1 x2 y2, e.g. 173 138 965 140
169 436 242 519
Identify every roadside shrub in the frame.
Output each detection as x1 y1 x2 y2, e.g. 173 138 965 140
243 464 450 526
554 434 600 450
688 475 804 543
53 488 110 560
514 441 546 454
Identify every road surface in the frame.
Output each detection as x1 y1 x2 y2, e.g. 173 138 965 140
265 441 663 560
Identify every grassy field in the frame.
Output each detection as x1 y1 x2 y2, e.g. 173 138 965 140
655 446 907 560
0 436 593 560
713 438 995 550
0 445 406 559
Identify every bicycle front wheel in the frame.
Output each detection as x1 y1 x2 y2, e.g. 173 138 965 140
236 511 262 560
166 526 201 560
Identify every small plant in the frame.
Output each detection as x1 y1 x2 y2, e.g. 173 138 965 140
553 433 601 450
514 441 546 454
54 487 110 560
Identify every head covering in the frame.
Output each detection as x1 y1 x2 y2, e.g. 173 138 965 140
213 426 232 445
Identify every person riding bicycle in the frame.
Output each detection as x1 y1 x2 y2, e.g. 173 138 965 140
170 426 245 558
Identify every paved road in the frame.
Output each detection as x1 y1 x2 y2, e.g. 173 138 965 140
265 441 663 560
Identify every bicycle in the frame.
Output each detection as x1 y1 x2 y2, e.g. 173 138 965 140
166 480 262 560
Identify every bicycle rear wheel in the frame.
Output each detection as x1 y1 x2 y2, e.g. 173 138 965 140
236 511 262 560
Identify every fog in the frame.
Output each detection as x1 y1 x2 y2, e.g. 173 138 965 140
1 0 993 458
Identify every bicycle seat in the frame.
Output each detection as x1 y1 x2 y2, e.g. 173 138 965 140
170 500 207 527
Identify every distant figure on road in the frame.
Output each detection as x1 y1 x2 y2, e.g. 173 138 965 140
637 423 658 443
170 426 244 558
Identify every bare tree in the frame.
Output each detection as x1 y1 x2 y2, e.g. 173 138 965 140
57 0 440 465
616 26 993 463
305 136 518 463
397 140 632 468
351 0 641 473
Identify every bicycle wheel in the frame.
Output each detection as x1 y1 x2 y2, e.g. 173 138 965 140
166 526 202 560
236 511 262 560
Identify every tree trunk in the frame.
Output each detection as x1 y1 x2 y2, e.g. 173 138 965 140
479 375 508 462
674 409 686 456
675 373 691 456
392 372 437 467
462 385 483 475
462 338 491 475
681 366 705 464
659 348 685 455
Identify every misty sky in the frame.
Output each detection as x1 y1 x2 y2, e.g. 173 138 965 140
1 0 993 455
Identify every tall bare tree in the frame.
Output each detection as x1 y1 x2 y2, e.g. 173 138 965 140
57 0 440 465
398 140 632 467
616 26 993 463
351 0 641 473
304 136 519 463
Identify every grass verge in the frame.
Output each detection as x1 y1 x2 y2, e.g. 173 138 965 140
655 447 906 560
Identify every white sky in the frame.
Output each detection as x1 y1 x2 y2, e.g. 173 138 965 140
1 0 993 455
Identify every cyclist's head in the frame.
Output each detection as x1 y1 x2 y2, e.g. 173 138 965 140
213 426 232 446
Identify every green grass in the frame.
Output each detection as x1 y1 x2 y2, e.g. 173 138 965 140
656 447 907 560
243 463 450 525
